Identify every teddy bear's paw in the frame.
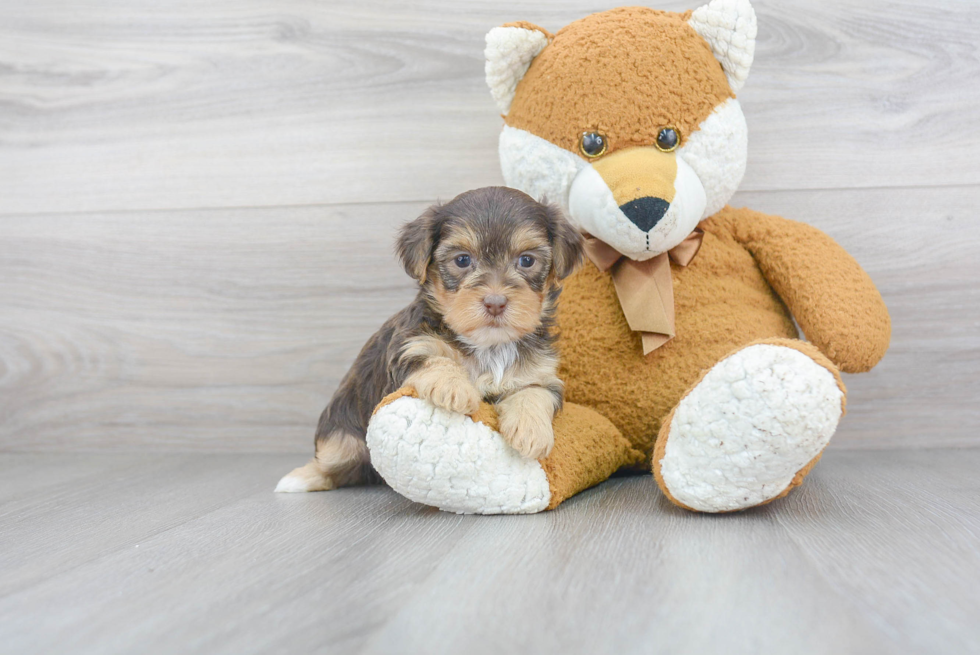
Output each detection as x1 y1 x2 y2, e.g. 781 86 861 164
365 396 551 514
656 343 844 513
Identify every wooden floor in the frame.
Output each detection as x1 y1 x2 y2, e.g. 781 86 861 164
1 449 978 654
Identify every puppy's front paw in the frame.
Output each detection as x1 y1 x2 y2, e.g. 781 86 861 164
422 376 481 415
499 408 555 460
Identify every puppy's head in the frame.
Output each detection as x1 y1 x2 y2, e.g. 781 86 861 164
397 186 583 347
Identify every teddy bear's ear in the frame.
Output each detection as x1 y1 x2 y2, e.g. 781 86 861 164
485 22 552 115
688 0 757 93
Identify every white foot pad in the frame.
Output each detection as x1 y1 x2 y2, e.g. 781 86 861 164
659 344 843 512
365 397 551 514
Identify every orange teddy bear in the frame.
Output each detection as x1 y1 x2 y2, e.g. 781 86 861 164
364 0 891 514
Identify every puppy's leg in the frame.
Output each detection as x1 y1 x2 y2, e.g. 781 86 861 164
405 357 481 415
275 432 373 493
497 386 561 459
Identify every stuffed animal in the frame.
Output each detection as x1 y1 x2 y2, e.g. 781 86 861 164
364 0 891 514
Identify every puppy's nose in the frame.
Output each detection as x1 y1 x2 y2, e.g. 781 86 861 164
620 197 670 233
483 294 508 317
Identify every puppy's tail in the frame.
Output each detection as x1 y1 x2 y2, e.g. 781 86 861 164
275 431 377 493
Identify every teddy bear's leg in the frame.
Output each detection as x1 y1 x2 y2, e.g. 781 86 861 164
652 339 846 513
366 390 642 514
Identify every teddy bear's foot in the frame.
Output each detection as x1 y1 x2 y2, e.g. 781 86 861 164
366 394 550 514
653 339 846 513
365 389 640 514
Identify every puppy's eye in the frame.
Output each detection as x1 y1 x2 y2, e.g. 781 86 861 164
580 131 607 158
518 254 535 268
454 254 471 268
655 127 679 152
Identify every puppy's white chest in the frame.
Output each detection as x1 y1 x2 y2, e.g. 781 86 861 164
466 343 518 392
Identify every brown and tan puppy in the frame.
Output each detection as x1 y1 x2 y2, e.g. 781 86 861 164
276 186 583 493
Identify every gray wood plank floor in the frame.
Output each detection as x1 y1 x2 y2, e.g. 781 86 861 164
1 450 978 654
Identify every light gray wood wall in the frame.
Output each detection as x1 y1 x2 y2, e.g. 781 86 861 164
1 0 977 452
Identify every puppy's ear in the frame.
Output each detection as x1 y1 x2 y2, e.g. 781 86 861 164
544 205 584 280
397 204 442 284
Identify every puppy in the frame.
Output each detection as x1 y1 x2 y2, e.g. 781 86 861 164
276 186 584 493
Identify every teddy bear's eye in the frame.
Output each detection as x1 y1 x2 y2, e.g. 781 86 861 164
656 128 680 152
580 132 607 158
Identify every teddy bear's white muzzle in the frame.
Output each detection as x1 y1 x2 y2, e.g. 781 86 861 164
567 155 706 261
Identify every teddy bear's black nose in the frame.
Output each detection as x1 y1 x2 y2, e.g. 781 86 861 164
619 197 670 233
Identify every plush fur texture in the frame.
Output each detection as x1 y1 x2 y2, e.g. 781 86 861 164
496 6 751 259
679 98 748 218
503 7 732 155
653 340 845 512
366 389 642 514
729 211 892 373
499 125 584 215
363 0 890 514
557 207 890 461
688 0 757 92
368 392 553 514
485 24 551 115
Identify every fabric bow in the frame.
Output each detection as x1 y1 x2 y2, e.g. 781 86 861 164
582 226 704 355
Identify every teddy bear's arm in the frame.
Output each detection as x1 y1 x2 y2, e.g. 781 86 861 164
727 208 891 373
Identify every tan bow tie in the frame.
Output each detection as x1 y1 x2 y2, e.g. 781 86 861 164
582 227 704 355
